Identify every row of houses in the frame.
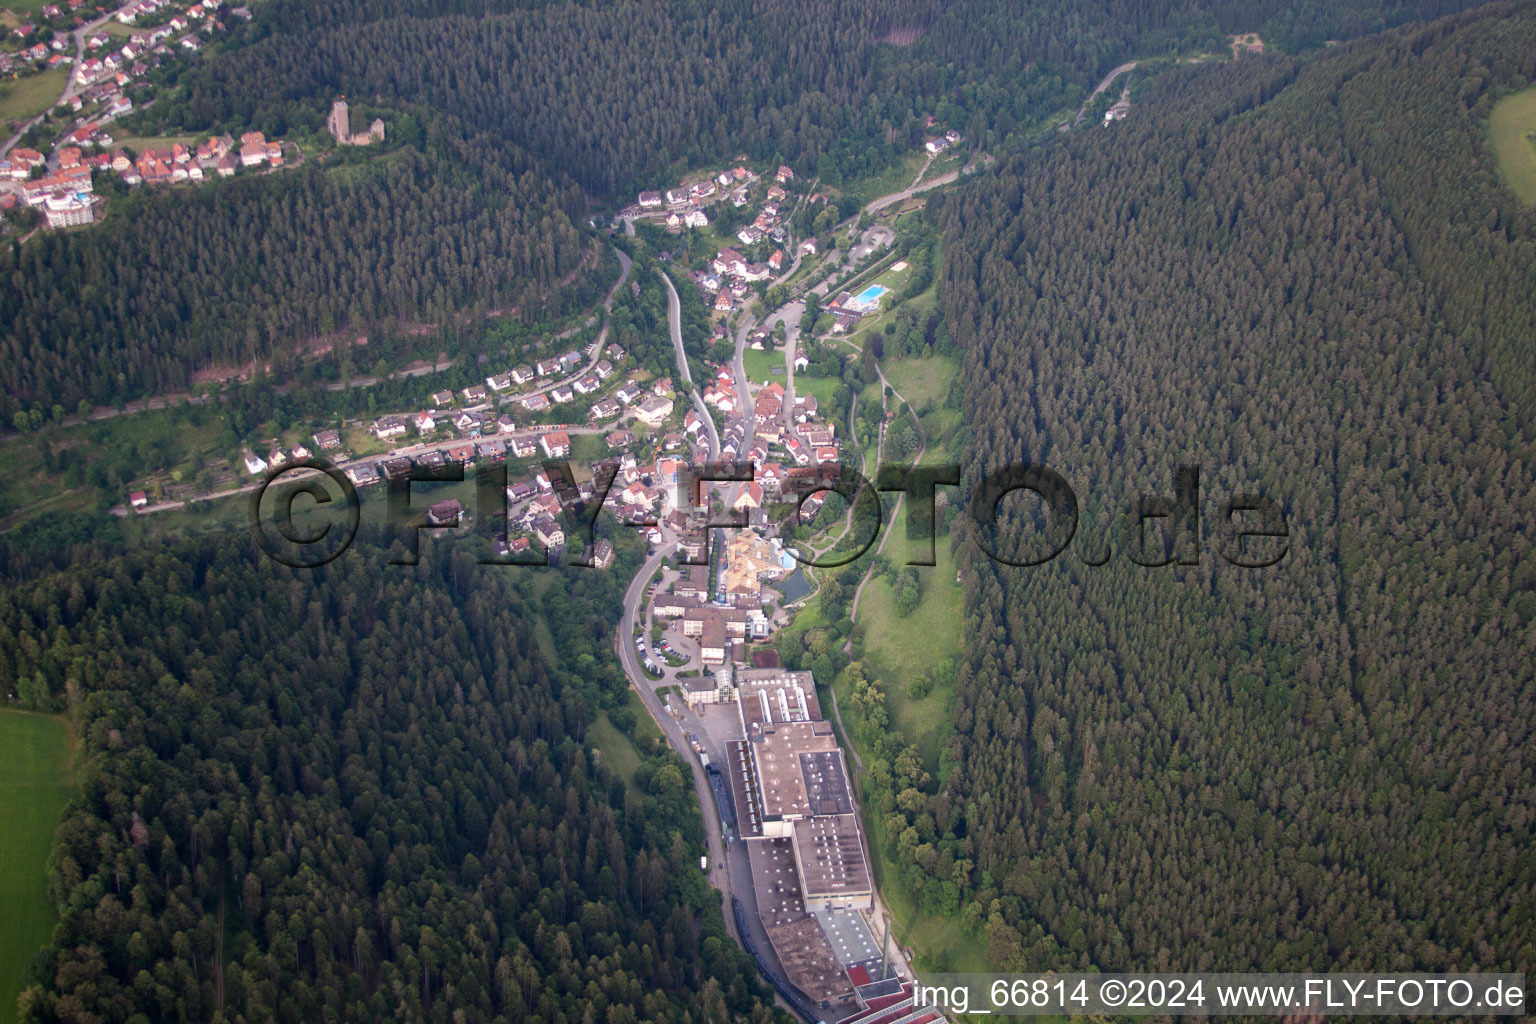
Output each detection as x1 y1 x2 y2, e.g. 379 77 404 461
635 163 795 239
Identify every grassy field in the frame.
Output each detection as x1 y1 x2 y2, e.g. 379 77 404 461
791 373 842 414
880 355 955 413
0 66 67 123
740 346 785 384
1490 86 1536 204
586 689 664 786
881 353 961 457
833 151 928 208
0 712 74 1024
0 0 52 21
111 133 202 152
843 526 963 774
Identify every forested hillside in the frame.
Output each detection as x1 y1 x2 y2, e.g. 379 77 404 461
0 124 594 417
166 0 1496 198
4 0 1497 414
0 536 781 1023
917 3 1536 973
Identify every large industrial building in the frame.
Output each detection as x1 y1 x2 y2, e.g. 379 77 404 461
723 666 904 1019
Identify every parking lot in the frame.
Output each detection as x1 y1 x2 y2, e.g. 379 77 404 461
672 697 743 774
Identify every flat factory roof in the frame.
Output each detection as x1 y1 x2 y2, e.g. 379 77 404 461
793 814 871 899
753 720 840 820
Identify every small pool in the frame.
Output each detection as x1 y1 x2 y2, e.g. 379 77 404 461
852 284 889 306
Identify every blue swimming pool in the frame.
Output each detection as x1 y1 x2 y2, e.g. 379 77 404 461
853 284 889 305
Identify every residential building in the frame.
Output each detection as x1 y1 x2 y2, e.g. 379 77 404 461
539 431 571 459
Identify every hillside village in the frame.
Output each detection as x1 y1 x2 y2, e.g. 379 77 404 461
127 313 848 585
100 133 960 1022
0 0 288 228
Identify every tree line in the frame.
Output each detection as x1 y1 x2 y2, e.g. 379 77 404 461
2 532 788 1022
899 3 1535 974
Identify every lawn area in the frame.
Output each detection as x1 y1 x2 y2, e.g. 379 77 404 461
740 346 785 384
525 571 562 664
881 353 961 457
569 432 607 466
849 526 963 775
0 0 52 21
586 690 663 786
880 354 957 412
0 66 67 123
792 373 842 414
111 132 202 152
1490 85 1536 204
0 711 74 1024
915 149 964 186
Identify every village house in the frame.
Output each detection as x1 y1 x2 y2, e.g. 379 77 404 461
532 516 565 550
539 431 572 459
591 538 615 569
634 394 674 427
371 416 407 440
426 499 464 528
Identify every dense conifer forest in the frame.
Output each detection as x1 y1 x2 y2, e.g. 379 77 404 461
0 535 782 1022
913 2 1535 975
2 0 1500 414
3 0 1535 1011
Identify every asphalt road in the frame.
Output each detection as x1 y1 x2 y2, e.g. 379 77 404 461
657 267 721 456
1074 60 1140 124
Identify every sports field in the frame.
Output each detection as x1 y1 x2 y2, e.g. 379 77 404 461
0 712 73 1024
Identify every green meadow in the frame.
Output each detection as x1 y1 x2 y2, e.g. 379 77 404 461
0 712 74 1024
